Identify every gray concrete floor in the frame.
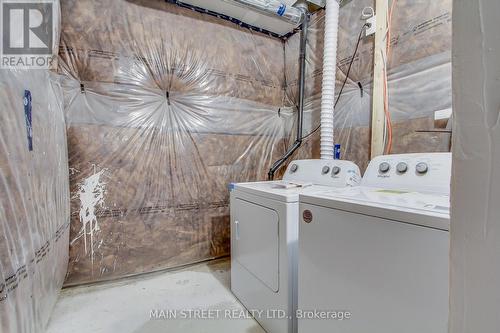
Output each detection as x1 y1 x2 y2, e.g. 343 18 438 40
46 259 265 333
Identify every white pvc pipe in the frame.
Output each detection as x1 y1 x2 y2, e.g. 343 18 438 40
320 0 340 159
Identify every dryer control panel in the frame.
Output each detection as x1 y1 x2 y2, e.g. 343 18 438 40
362 153 452 194
283 159 361 187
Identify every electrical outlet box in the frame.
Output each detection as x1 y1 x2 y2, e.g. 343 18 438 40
365 15 376 36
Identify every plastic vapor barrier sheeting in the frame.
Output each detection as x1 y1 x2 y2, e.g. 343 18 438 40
285 0 452 170
57 0 452 285
57 0 316 285
0 1 70 330
0 3 454 329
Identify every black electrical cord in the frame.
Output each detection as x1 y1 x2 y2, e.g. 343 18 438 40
301 23 368 141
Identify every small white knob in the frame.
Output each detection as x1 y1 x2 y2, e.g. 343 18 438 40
379 162 390 173
416 162 429 174
396 162 408 173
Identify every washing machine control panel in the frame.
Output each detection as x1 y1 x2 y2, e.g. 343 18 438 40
362 153 451 194
283 159 361 187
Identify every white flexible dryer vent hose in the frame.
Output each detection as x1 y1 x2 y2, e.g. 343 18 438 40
320 0 340 159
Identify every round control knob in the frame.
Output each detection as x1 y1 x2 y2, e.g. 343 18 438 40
416 162 429 174
396 162 408 173
322 166 330 174
290 164 298 173
332 166 341 176
379 162 390 173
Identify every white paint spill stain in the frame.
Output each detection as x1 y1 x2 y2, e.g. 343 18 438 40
69 167 80 176
71 166 108 272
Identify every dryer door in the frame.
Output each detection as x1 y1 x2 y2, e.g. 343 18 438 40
232 198 279 292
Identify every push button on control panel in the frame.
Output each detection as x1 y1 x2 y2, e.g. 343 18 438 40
416 162 429 174
396 162 408 174
379 162 390 173
322 166 330 174
290 164 298 173
332 166 341 176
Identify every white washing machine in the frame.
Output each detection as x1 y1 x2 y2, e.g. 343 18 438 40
298 153 451 333
230 159 361 333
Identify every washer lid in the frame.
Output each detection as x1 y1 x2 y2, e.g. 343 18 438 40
233 181 348 203
300 186 450 230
